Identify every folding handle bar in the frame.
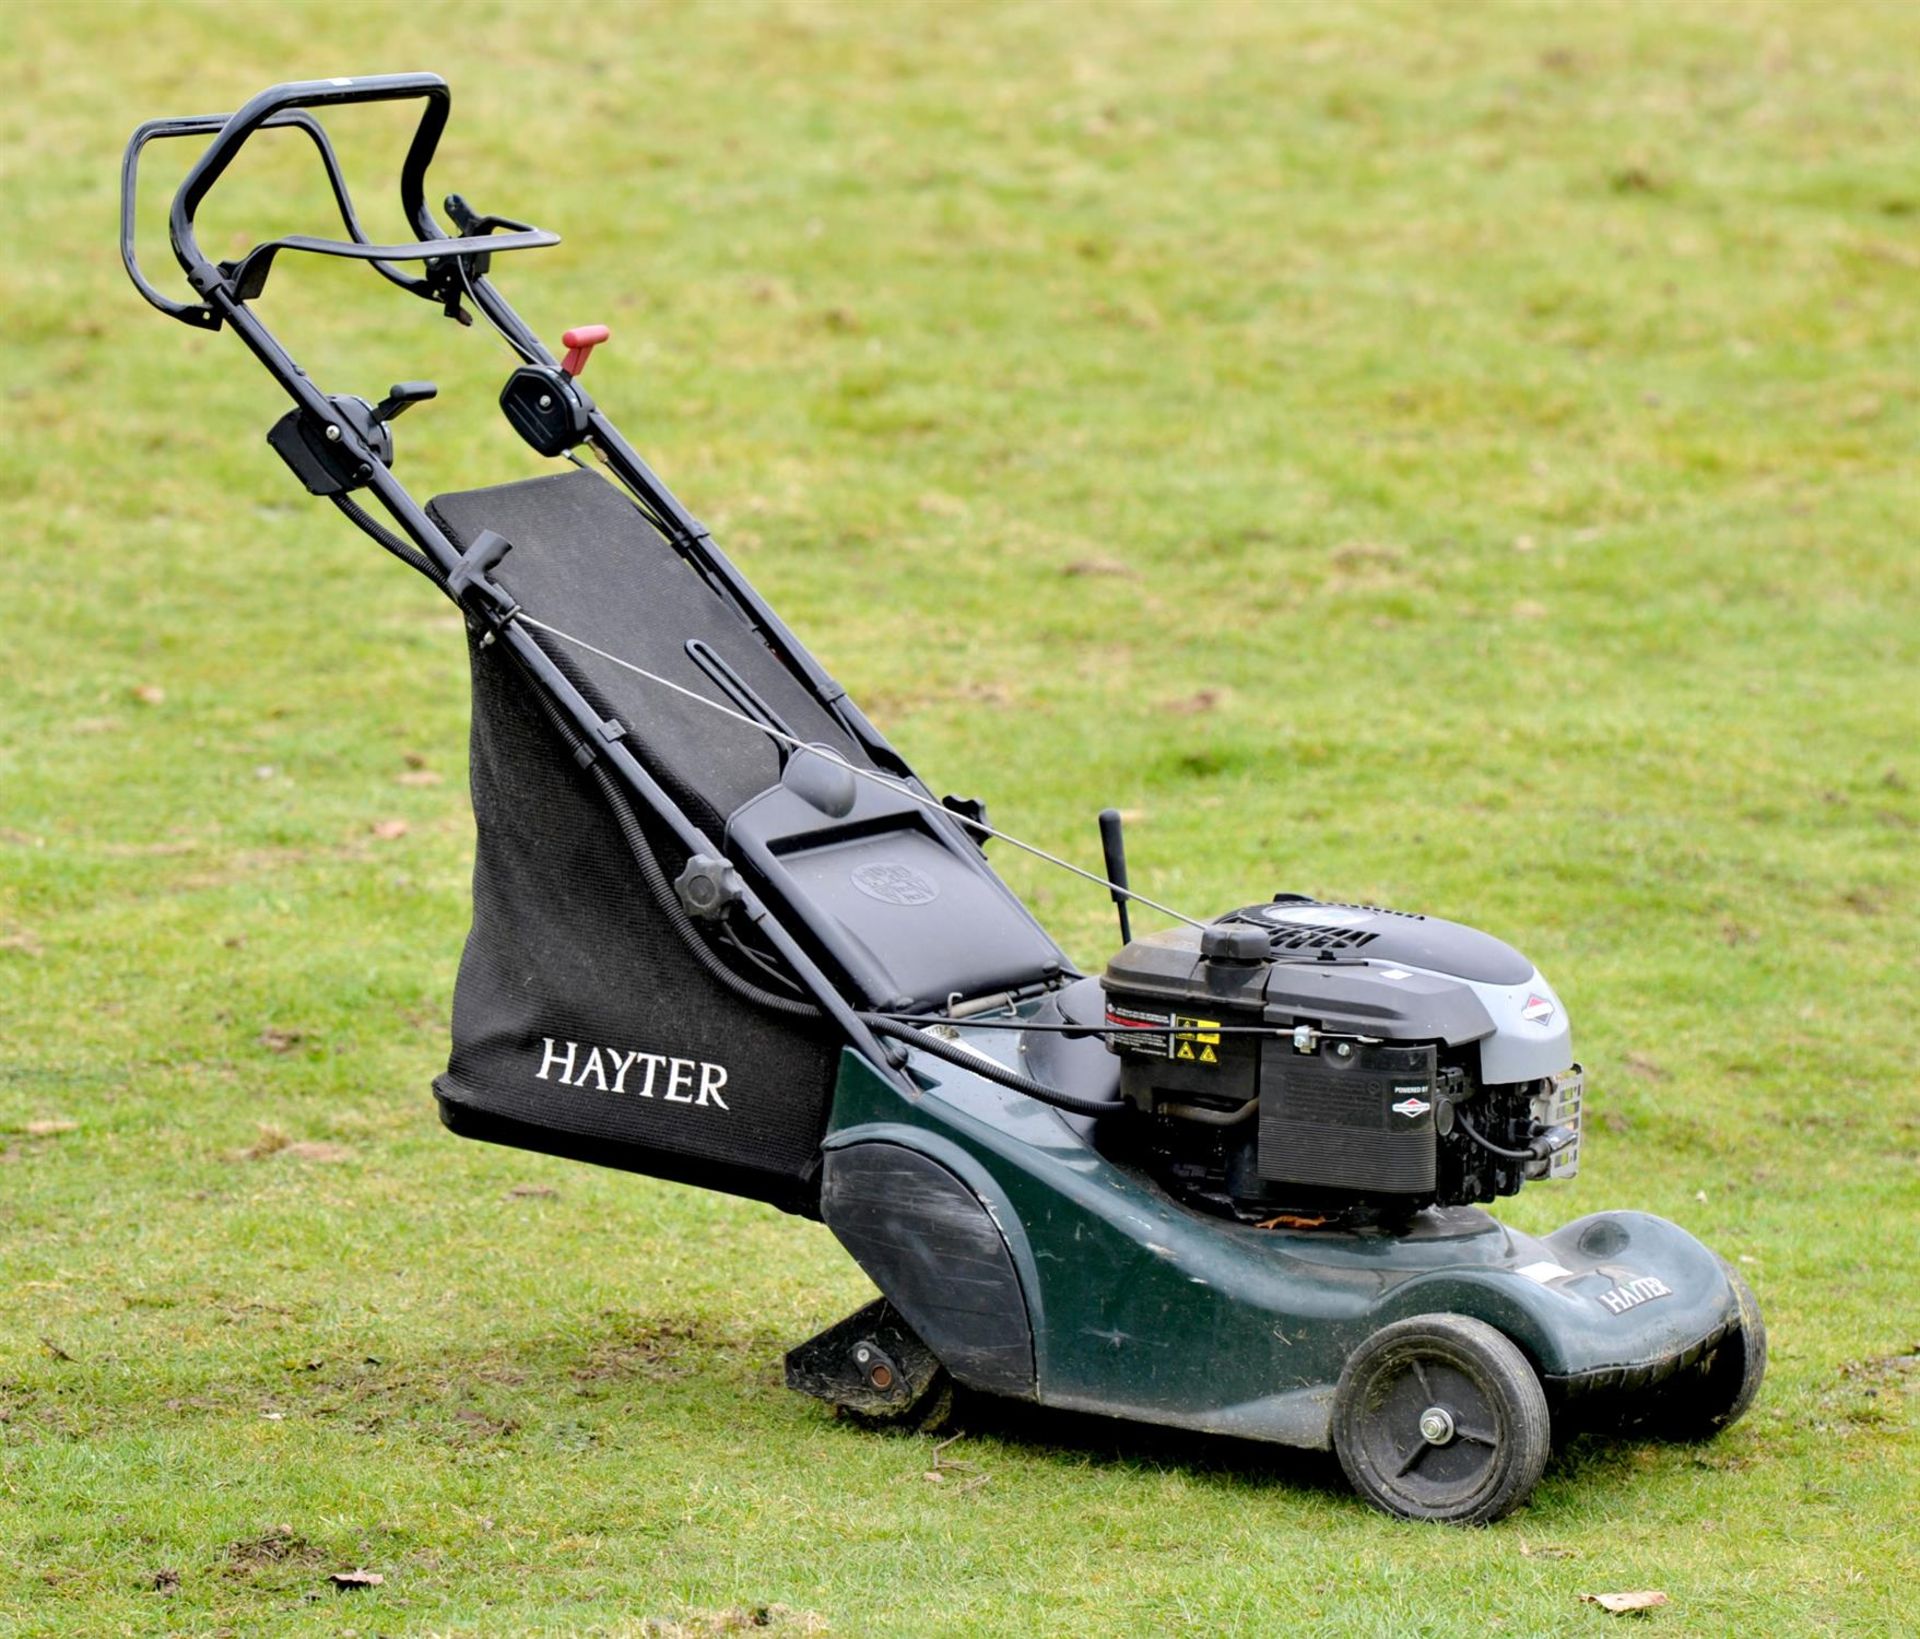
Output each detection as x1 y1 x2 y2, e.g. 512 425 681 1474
122 106 433 328
223 226 558 302
168 74 451 285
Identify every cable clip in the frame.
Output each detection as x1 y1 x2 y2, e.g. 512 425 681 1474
448 528 522 637
447 527 513 598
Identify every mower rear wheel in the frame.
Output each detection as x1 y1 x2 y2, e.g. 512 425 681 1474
1648 1262 1767 1441
839 1370 954 1435
1333 1314 1551 1525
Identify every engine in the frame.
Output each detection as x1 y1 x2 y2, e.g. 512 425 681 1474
1100 895 1582 1226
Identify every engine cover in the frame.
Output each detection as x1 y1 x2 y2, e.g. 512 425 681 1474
1100 897 1580 1222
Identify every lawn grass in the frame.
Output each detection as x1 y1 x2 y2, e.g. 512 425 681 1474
3 0 1917 1632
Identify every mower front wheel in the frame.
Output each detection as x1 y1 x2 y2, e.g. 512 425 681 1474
1333 1314 1551 1526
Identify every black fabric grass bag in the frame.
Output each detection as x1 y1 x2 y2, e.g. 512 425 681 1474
430 563 842 1218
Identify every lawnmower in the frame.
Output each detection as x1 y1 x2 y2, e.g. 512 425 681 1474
122 75 1764 1524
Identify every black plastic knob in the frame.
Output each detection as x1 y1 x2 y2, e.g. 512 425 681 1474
1200 924 1269 964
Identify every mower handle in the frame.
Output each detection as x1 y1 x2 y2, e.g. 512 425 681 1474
122 104 434 329
164 73 452 303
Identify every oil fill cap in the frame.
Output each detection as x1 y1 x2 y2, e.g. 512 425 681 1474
1200 925 1269 964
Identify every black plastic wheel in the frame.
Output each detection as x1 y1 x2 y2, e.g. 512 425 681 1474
840 1370 954 1435
1648 1263 1767 1441
1333 1314 1551 1525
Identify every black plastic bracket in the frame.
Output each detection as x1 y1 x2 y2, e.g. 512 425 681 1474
943 794 990 841
445 527 520 633
564 716 625 770
500 364 594 457
671 519 713 548
265 395 385 496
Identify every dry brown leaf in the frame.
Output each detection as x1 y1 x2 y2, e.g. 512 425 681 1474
133 684 166 705
258 1029 304 1054
2 932 46 958
25 1120 77 1137
748 277 799 308
1582 1590 1670 1614
506 1184 559 1199
369 819 409 840
1061 555 1138 578
149 1567 180 1594
328 1568 384 1590
1330 540 1406 571
394 770 443 787
1519 1539 1577 1559
283 1142 353 1164
1162 689 1223 716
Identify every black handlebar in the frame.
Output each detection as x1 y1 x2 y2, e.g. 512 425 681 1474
122 102 436 327
169 73 450 278
123 72 553 328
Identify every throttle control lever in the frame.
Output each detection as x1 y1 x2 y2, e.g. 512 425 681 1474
500 326 609 457
372 380 438 424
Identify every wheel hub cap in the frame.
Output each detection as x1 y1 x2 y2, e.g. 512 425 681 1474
1418 1406 1455 1445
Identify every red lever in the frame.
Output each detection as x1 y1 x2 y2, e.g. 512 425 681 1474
560 324 610 377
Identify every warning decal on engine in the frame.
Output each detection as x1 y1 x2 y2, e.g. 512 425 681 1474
1174 1015 1222 1064
1104 1007 1222 1064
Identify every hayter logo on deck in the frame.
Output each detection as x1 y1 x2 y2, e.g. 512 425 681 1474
1595 1275 1671 1316
535 1037 729 1108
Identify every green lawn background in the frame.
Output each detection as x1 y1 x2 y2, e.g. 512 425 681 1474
2 1 1916 1633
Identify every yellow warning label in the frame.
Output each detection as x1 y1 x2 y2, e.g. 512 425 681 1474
1173 1017 1222 1067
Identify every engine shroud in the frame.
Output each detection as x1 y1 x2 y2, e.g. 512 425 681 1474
1100 897 1580 1223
